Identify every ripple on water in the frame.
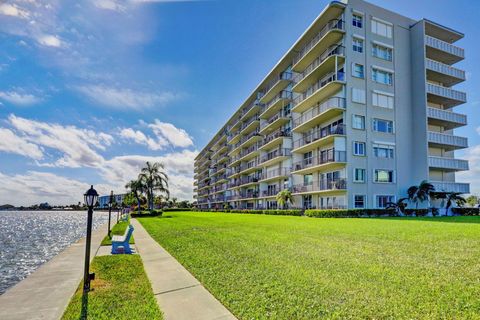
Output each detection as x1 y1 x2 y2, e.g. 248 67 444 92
0 211 109 294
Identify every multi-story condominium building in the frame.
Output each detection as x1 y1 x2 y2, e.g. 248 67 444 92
194 0 469 210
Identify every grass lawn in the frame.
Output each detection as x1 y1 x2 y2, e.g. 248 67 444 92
101 220 135 246
62 255 162 320
139 211 480 319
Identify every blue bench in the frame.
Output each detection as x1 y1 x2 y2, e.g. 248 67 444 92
111 224 134 254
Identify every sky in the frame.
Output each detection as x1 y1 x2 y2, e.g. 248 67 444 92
0 0 478 206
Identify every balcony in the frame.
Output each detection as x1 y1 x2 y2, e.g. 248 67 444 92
292 71 345 113
428 156 469 172
238 144 260 162
426 83 466 108
431 181 470 194
292 124 345 154
292 150 346 175
259 129 291 151
427 107 467 129
240 115 260 135
425 35 464 65
260 90 293 119
292 178 347 195
259 111 290 134
427 131 468 150
292 19 345 72
259 148 291 167
259 168 290 183
425 59 465 86
293 97 345 133
238 160 260 175
240 100 263 121
259 71 293 104
261 186 287 198
227 130 241 145
293 45 345 93
228 115 242 132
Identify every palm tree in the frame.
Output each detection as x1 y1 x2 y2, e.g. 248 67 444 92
125 179 144 215
138 161 169 211
445 192 466 215
276 189 294 209
407 180 435 209
386 198 408 215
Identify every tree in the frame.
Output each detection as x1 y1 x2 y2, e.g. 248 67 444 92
138 161 169 211
407 180 435 209
125 179 144 215
466 195 479 207
446 192 466 212
276 189 294 209
386 198 408 215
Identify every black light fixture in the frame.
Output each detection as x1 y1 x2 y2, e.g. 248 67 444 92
83 185 98 293
108 190 114 238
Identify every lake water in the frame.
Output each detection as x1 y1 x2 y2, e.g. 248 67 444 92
0 210 110 294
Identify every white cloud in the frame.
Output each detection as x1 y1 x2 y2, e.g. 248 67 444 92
0 3 30 19
148 120 193 148
119 127 168 150
0 128 44 160
0 91 42 106
76 85 180 110
93 0 126 12
37 34 62 48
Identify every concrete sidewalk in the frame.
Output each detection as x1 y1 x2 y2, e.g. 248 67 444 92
131 219 237 320
0 222 108 320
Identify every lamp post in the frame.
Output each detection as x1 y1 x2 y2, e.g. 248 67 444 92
108 190 113 239
83 185 98 293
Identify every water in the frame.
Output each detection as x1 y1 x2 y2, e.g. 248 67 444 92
0 210 110 295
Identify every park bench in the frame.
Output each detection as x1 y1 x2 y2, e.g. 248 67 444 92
111 224 134 254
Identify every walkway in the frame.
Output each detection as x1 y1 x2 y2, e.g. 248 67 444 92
0 222 108 320
131 219 237 320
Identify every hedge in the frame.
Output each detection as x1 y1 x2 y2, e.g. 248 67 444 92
131 209 163 217
305 209 395 218
452 207 480 216
163 208 193 212
196 209 302 216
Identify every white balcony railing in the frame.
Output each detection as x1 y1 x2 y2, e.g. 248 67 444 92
425 35 464 59
426 59 465 80
428 156 469 171
431 181 470 194
427 83 466 103
428 131 468 149
427 107 467 126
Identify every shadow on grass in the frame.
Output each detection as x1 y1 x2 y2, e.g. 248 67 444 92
80 291 88 320
371 216 480 225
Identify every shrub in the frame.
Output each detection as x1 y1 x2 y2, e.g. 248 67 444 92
305 209 394 218
452 207 480 216
131 209 163 217
163 208 192 212
404 209 429 216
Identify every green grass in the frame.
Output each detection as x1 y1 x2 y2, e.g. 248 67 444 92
139 211 480 319
62 255 162 320
101 220 135 246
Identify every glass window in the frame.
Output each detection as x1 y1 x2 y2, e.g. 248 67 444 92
352 88 366 104
353 141 366 156
352 63 364 78
354 195 366 208
353 38 363 53
373 144 394 158
303 174 313 186
303 151 313 165
372 92 394 108
354 168 366 183
352 114 365 130
372 69 393 85
353 14 363 28
374 170 394 183
372 44 393 61
376 195 395 208
371 19 393 38
373 118 394 133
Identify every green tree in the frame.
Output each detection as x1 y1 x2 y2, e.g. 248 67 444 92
446 192 466 212
138 161 169 211
466 195 479 207
125 179 144 215
276 189 294 209
407 180 435 209
386 198 408 215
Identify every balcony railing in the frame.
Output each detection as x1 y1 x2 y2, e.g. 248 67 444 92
261 90 293 114
292 71 345 108
239 143 260 158
260 148 292 164
262 129 291 146
260 111 290 130
292 97 345 128
293 19 345 66
240 115 260 131
292 150 346 171
428 156 469 171
293 124 345 150
428 131 468 149
260 168 291 181
239 160 260 172
260 71 293 97
240 100 263 119
294 45 345 83
427 83 466 103
427 107 467 126
292 178 347 193
262 186 287 197
431 181 470 194
426 58 465 80
425 35 464 59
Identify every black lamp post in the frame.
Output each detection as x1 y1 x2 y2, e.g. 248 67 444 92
108 190 113 238
83 185 98 293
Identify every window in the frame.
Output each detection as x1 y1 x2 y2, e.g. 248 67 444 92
303 195 313 209
353 38 363 53
353 14 363 28
374 169 394 183
354 195 366 208
352 88 366 104
373 144 394 158
372 43 393 61
373 118 394 133
303 174 313 186
371 18 393 38
372 68 393 85
352 114 365 130
352 63 364 78
303 151 313 165
353 141 366 156
376 195 395 208
354 168 366 183
372 91 394 109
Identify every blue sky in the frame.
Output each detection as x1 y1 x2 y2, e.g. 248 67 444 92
0 0 478 205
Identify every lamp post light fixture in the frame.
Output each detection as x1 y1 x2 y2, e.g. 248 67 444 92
83 185 98 293
108 190 114 239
